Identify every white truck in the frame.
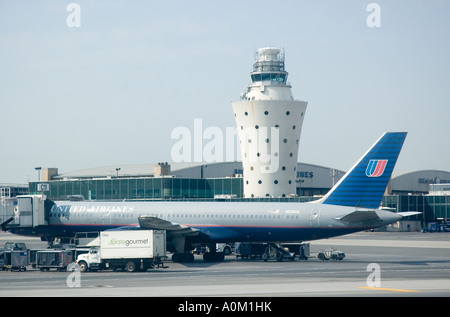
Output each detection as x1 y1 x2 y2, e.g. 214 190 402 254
76 230 166 272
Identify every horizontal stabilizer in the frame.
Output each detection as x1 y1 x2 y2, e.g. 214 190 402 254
138 216 199 237
397 211 422 218
335 210 381 223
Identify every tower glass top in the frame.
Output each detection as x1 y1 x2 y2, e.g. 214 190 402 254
251 47 288 84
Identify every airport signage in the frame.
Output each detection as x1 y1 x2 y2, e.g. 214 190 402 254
37 183 50 191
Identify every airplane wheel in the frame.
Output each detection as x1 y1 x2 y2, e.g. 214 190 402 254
216 252 225 262
203 252 224 262
172 253 194 262
185 253 194 262
203 252 214 262
172 253 181 262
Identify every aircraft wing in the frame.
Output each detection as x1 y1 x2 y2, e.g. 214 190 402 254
138 216 200 237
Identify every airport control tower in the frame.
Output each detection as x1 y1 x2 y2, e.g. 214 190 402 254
232 47 308 198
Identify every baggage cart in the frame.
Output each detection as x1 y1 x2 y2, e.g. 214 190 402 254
36 249 74 271
11 251 28 271
0 250 28 271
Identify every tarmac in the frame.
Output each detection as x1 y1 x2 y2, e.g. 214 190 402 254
1 230 450 299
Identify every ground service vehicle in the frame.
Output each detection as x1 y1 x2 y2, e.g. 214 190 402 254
3 242 27 251
0 242 28 271
235 242 266 260
76 230 166 272
262 243 295 262
317 248 345 260
281 243 310 260
36 249 74 271
0 250 28 271
216 243 233 255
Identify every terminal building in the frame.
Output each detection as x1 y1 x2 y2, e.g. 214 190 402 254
27 162 344 201
1 184 28 199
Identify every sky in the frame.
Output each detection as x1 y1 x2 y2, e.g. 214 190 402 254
1 0 449 184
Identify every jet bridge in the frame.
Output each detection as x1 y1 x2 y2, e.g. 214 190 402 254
0 195 49 230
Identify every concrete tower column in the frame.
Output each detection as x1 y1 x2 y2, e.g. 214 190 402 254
232 47 308 198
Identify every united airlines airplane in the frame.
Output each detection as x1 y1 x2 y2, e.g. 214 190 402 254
2 132 419 262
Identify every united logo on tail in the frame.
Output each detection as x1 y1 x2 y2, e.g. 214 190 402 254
366 159 388 177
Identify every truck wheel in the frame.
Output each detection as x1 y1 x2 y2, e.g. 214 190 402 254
126 261 137 272
78 261 88 272
223 246 232 256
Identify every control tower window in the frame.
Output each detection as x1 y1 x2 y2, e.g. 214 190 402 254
251 73 286 83
261 73 271 81
251 74 262 82
271 73 286 82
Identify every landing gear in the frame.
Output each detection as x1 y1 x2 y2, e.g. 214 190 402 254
170 248 225 263
170 236 195 263
171 252 194 263
202 243 225 262
203 251 225 262
170 238 226 263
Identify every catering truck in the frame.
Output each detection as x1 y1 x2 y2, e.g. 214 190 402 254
76 230 166 272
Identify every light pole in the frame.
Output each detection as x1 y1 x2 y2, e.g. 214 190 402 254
116 167 121 178
35 167 42 182
200 165 207 179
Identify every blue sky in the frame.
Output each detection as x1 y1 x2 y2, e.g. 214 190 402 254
1 0 449 183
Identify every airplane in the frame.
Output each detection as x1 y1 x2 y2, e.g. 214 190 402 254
2 132 420 262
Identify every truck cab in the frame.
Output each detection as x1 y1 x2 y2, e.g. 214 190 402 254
76 247 101 272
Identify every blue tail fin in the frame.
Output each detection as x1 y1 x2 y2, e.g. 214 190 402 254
320 132 407 209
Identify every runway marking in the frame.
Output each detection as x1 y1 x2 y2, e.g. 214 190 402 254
359 287 420 293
